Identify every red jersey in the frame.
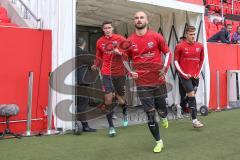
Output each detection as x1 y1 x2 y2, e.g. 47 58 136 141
174 40 204 79
94 34 126 76
127 30 171 86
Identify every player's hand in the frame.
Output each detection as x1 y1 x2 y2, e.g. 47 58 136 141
159 66 166 77
194 74 200 79
185 74 191 79
91 65 98 71
130 71 138 79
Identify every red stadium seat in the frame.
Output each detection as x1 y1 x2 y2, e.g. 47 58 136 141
227 9 232 14
237 1 240 8
233 10 238 15
207 30 212 39
227 0 233 4
225 19 233 25
223 8 228 15
0 17 10 23
232 20 239 26
206 0 213 5
214 0 219 4
233 25 238 32
215 5 221 12
205 18 211 28
235 10 240 15
217 24 224 30
0 7 7 16
208 29 218 39
209 5 216 11
208 22 218 30
0 7 10 23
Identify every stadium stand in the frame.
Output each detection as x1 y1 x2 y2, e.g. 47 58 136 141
205 0 240 39
0 6 17 27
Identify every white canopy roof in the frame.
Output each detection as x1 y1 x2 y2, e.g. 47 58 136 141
76 0 205 26
129 0 205 13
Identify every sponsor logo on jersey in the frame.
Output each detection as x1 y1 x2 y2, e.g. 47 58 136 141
184 48 189 54
112 41 118 46
141 52 155 58
196 48 200 52
147 42 154 48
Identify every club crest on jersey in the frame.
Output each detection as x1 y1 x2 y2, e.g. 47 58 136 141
196 48 200 52
112 41 118 46
147 42 154 48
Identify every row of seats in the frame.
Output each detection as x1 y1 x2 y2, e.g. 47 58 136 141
206 0 240 6
0 6 17 27
206 0 240 15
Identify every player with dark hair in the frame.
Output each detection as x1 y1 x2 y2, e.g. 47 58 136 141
91 21 128 137
124 11 172 153
174 25 205 128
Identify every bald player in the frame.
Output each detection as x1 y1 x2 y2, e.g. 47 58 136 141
124 11 172 153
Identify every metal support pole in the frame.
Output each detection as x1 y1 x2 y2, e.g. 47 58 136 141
43 73 59 136
237 72 240 103
221 0 224 19
47 74 53 135
216 70 221 111
26 72 33 136
21 72 42 137
201 72 208 108
227 70 231 109
24 8 28 19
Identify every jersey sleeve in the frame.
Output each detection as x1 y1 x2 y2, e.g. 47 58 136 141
118 36 129 61
94 41 103 67
196 45 205 76
157 34 169 54
174 44 188 78
174 44 181 62
157 33 171 73
122 37 133 62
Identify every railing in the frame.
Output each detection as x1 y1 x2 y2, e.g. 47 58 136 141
11 0 42 29
207 0 240 19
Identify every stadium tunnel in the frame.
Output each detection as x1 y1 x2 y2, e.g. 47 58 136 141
75 0 210 110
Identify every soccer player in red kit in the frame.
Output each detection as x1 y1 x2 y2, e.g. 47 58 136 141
124 11 172 153
91 21 128 137
174 26 204 128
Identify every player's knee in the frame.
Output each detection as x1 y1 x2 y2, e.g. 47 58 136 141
188 97 196 109
116 95 125 105
105 95 113 105
187 91 195 97
155 99 168 118
104 104 114 113
146 110 156 124
119 100 127 107
119 99 125 105
105 100 112 106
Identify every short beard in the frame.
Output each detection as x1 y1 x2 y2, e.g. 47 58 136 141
135 23 147 30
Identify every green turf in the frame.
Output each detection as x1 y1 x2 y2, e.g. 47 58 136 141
1 109 240 160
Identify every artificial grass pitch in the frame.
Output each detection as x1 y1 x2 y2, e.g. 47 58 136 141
1 109 240 160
